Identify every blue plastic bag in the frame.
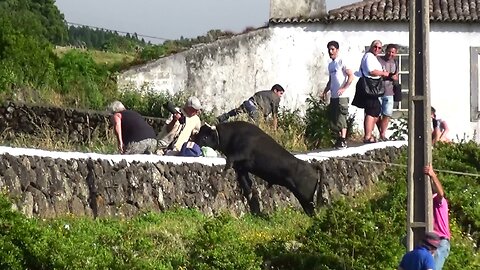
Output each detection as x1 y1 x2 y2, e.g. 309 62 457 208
179 141 202 157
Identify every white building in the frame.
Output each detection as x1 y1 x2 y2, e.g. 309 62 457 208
118 0 480 141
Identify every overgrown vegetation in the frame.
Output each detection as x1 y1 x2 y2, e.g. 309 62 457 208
0 0 248 112
1 0 352 150
0 1 478 269
1 143 479 269
0 126 118 154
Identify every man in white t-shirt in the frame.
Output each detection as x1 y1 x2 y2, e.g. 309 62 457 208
157 96 202 155
322 40 354 149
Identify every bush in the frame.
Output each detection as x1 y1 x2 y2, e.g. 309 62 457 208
304 96 356 149
55 50 114 109
188 214 262 270
389 117 408 140
0 28 58 97
118 90 187 118
432 141 480 246
276 108 308 151
136 45 166 63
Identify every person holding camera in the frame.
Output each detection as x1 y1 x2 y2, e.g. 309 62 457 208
376 43 399 141
107 101 157 154
157 96 202 155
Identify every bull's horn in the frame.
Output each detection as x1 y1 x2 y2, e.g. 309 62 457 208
205 123 217 130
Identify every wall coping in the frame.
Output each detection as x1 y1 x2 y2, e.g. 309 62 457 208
0 140 407 165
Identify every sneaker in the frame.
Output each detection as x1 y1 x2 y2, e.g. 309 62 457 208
216 114 229 123
334 138 347 149
340 138 347 149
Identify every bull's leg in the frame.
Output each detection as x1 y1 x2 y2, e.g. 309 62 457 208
234 166 261 215
222 157 234 177
223 154 248 177
234 167 253 197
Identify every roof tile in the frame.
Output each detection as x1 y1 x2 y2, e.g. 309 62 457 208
269 0 480 24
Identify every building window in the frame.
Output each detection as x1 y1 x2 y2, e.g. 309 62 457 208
394 46 409 111
471 47 480 121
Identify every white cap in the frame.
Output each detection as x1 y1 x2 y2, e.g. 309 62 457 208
107 101 126 113
186 96 202 110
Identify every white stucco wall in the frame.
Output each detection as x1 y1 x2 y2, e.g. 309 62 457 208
118 22 480 142
270 0 326 18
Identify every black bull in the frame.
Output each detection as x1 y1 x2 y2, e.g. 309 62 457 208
194 121 319 215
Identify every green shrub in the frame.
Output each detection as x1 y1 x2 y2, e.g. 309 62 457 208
118 90 187 118
299 182 406 270
55 50 113 109
304 96 356 149
432 141 480 246
188 213 262 270
276 108 308 151
389 117 408 140
136 45 167 63
0 29 58 96
0 194 50 270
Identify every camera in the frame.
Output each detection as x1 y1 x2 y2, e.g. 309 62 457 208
388 72 396 80
164 102 186 124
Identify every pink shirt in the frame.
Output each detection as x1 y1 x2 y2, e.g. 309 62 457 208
433 193 451 240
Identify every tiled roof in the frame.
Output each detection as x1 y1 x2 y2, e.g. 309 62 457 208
269 0 480 24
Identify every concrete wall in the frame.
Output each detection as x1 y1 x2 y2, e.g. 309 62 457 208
118 22 480 141
269 0 326 18
119 29 275 114
0 146 404 218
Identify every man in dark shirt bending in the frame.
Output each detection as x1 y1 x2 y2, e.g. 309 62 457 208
107 101 157 154
216 84 285 130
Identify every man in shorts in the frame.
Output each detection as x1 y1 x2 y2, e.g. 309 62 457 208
322 40 354 149
377 43 399 141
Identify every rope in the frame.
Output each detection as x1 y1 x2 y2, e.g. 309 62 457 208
317 155 480 178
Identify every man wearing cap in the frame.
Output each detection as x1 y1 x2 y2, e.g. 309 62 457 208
107 101 157 154
216 84 285 130
424 165 451 270
157 96 202 155
398 232 441 270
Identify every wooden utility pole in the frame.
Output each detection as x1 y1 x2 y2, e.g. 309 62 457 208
406 0 433 251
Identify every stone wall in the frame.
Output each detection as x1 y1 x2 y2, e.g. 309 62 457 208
0 102 166 144
0 146 405 219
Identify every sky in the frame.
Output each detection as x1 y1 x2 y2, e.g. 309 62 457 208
55 0 358 43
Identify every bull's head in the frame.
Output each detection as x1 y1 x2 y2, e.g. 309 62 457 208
194 123 219 149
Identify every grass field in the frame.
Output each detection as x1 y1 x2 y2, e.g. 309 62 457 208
54 46 136 66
